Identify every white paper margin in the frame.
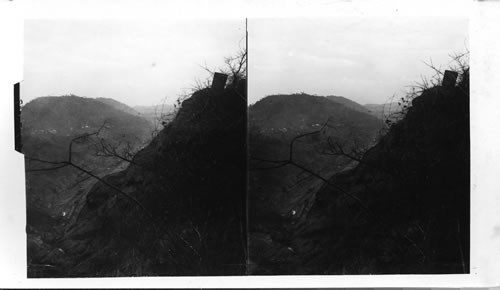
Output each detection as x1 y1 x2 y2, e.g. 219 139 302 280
0 0 499 288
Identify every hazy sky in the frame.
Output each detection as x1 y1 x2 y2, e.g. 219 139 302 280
23 19 246 106
24 17 468 107
249 17 468 105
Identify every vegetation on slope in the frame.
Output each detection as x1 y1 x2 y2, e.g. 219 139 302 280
248 93 386 272
22 95 153 277
38 82 248 277
250 67 469 274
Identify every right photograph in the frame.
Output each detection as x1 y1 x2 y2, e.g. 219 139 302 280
248 17 469 275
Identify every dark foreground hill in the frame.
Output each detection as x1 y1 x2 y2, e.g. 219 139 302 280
34 83 247 277
22 95 153 277
250 72 469 274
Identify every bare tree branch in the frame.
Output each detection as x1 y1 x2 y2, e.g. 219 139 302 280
250 117 366 207
25 163 69 172
92 138 139 165
25 124 154 220
67 162 153 220
68 121 108 163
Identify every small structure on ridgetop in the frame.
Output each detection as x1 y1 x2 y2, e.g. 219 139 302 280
442 70 459 88
212 72 228 92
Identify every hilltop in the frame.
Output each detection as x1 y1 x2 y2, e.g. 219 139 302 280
23 95 152 139
250 93 383 136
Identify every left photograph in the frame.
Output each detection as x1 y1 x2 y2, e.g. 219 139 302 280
22 19 247 277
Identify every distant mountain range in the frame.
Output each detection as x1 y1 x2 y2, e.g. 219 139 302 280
364 102 401 119
326 95 371 114
326 95 402 120
96 97 176 125
95 97 140 116
133 104 176 124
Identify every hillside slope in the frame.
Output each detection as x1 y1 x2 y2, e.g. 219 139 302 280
249 93 385 218
251 73 469 274
248 94 386 272
23 95 152 138
37 84 247 277
22 95 153 277
23 95 153 214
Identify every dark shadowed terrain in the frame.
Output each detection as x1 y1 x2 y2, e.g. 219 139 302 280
248 94 386 268
23 95 154 277
249 70 469 274
25 81 247 277
23 62 468 277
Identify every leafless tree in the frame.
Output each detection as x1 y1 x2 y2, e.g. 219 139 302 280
383 51 469 129
250 115 431 262
91 136 139 166
251 118 365 205
222 48 247 87
198 47 247 90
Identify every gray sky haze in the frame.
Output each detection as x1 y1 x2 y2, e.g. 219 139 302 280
23 19 246 106
249 17 468 105
23 17 468 107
